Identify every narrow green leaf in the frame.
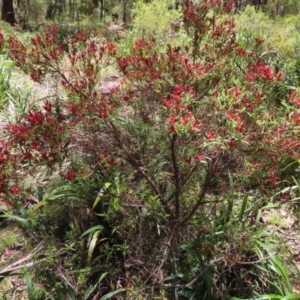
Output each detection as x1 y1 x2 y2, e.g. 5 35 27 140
83 272 108 300
65 289 76 300
81 225 105 237
270 256 293 293
93 190 104 211
226 170 234 222
93 183 111 210
104 182 112 189
236 294 283 300
261 203 280 210
99 288 126 300
30 200 47 212
248 295 282 300
37 186 44 201
255 209 262 225
24 269 35 300
0 213 28 223
281 294 300 300
87 230 101 264
239 194 248 222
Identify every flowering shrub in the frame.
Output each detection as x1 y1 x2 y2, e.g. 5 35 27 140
0 0 300 298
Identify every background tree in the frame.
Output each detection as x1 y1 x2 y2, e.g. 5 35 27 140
1 0 16 25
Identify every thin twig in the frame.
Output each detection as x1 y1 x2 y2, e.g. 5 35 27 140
170 134 180 220
182 156 221 225
163 257 223 288
144 228 177 286
257 51 282 63
236 253 276 265
166 166 197 203
0 242 43 276
108 120 172 217
0 243 65 280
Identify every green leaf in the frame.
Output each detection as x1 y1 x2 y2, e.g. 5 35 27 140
255 209 262 225
65 289 76 300
83 272 108 300
87 230 101 264
81 225 105 237
225 170 234 223
30 200 47 212
37 186 44 201
24 269 35 300
92 182 112 210
99 288 127 300
281 294 300 300
0 213 28 223
239 194 248 222
236 295 283 300
270 256 293 293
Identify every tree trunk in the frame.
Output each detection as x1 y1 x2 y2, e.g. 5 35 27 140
99 0 103 20
122 0 127 22
46 4 56 19
2 0 16 25
93 0 98 8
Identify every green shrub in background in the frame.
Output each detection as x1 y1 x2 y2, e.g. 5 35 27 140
235 6 300 57
131 0 183 41
264 0 300 18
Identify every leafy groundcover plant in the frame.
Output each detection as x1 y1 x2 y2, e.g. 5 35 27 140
1 0 300 299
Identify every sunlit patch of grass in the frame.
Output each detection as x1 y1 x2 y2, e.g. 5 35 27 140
263 209 291 229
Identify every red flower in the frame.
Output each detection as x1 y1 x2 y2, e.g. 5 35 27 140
162 98 172 109
255 38 264 46
181 113 192 126
236 47 246 56
228 139 235 147
191 119 200 132
167 115 177 125
174 84 184 94
290 89 297 101
11 186 21 195
256 63 275 80
232 87 240 99
134 38 146 50
195 154 205 162
98 107 108 118
64 169 78 181
206 131 217 141
75 30 87 41
27 111 44 126
167 115 177 132
43 100 52 112
107 157 116 166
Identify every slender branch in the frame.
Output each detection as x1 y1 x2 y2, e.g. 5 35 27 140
257 51 282 64
166 166 197 203
181 169 211 225
170 134 180 220
144 225 179 286
182 156 221 225
0 243 66 280
0 258 47 279
0 243 44 279
163 256 223 288
164 253 276 288
236 253 276 265
56 68 94 103
108 120 172 217
137 167 172 217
